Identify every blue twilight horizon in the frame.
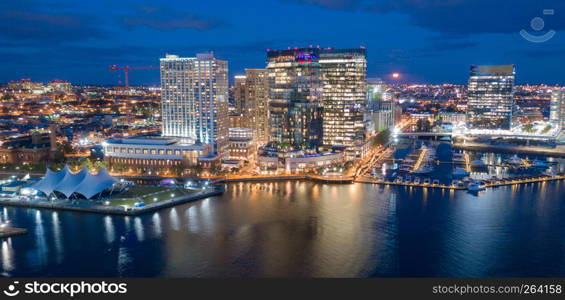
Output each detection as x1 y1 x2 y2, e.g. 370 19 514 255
1 0 565 85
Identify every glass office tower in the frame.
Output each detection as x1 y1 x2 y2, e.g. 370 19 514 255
160 53 229 156
266 48 323 150
466 65 515 130
266 47 367 151
320 48 367 148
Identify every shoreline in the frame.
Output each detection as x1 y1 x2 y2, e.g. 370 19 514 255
0 187 223 216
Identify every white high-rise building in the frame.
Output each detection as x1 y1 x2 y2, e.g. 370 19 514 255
550 90 565 130
160 53 229 156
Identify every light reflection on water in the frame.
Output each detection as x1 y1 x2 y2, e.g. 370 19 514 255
0 180 564 277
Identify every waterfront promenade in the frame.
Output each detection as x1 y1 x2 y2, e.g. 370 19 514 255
0 186 223 216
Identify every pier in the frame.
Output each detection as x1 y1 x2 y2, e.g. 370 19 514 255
356 174 565 190
0 187 223 216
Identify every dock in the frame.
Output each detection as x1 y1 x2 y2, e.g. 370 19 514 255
0 227 27 239
356 174 565 190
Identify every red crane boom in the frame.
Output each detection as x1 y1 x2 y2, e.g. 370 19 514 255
108 65 159 88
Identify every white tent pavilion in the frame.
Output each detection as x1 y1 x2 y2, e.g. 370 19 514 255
31 165 121 199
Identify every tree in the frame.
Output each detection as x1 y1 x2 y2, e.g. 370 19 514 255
372 129 391 147
416 119 431 132
523 124 535 133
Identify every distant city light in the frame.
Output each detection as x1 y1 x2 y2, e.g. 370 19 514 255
392 73 400 79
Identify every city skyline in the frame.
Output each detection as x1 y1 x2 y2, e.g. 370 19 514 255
2 0 565 85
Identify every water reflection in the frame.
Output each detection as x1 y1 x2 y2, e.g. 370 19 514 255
0 180 564 277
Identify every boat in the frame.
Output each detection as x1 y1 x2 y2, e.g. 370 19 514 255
468 181 486 192
532 160 550 168
453 153 465 163
452 168 470 177
412 165 433 175
505 155 522 166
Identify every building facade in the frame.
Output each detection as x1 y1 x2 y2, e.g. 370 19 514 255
550 90 565 130
366 78 396 135
266 47 367 154
233 69 270 146
267 48 323 150
227 128 256 162
321 48 367 149
103 137 210 174
160 53 229 156
466 65 515 130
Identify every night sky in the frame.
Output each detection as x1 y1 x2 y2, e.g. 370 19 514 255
1 0 565 85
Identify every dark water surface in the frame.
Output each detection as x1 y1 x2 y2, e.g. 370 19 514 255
1 180 565 277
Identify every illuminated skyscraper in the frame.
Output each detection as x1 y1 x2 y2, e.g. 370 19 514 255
266 48 323 149
320 48 367 148
466 65 515 130
243 69 270 145
550 90 565 130
160 53 229 156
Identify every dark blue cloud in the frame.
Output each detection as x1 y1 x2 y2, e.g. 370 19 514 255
286 0 565 35
120 6 227 31
0 0 107 44
0 0 564 85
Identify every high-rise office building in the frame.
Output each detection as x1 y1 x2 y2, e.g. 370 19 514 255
243 69 270 145
466 65 515 130
233 75 247 115
160 53 229 156
550 90 565 130
266 47 367 151
320 48 367 148
266 48 323 149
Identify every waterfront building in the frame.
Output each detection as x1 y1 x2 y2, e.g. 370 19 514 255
267 48 323 150
227 128 256 162
257 150 344 173
103 53 229 174
466 65 515 130
320 48 367 152
160 53 229 157
103 136 210 174
232 69 270 146
550 90 565 130
266 47 367 158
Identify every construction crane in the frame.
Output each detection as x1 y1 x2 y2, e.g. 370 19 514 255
108 65 159 88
